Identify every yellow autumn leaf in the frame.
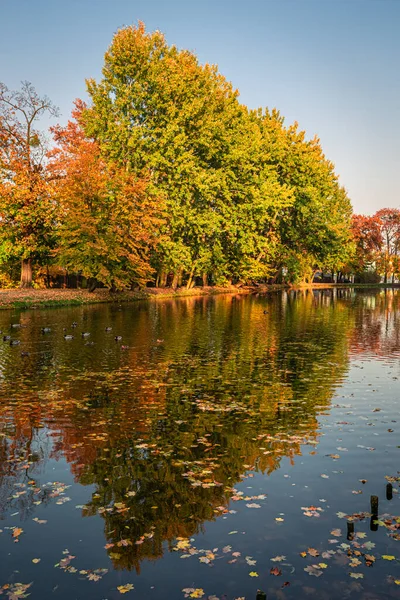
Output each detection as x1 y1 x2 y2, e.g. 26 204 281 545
318 563 328 569
176 539 190 549
117 583 134 594
249 571 259 577
382 555 396 561
189 590 205 599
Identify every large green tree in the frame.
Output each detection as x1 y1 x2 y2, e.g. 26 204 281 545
83 22 292 287
257 109 354 283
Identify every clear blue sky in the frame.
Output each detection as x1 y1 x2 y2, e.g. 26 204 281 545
1 0 399 214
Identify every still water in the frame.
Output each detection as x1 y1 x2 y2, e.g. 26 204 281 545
0 289 399 600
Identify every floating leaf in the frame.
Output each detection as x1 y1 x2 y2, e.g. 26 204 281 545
117 583 135 594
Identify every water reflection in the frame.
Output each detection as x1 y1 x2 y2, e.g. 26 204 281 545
0 289 399 596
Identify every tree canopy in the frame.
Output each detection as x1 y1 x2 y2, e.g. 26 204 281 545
0 23 359 290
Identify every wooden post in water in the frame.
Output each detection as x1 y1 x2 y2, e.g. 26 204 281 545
347 520 354 540
256 591 267 600
370 495 379 532
370 495 379 513
386 483 393 500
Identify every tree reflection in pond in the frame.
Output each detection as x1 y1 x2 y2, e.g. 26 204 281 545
1 290 400 599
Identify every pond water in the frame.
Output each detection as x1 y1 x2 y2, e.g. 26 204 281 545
0 289 399 600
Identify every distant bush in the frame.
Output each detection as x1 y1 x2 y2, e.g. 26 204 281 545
354 270 381 284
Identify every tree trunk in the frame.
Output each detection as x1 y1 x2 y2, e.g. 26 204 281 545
159 269 167 287
186 265 195 290
202 273 208 287
20 258 32 288
46 264 50 288
88 278 97 293
171 267 181 290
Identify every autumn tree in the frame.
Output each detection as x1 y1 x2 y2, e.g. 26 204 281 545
50 101 164 291
350 214 382 275
83 22 293 288
374 208 400 283
0 81 59 287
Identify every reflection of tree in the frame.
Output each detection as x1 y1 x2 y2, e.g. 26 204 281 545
349 289 400 357
0 403 51 520
0 291 356 571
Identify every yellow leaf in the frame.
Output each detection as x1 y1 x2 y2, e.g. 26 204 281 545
189 590 205 599
117 584 134 594
249 571 259 577
382 555 396 561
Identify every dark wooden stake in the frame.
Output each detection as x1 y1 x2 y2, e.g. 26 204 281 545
386 483 393 500
347 520 355 540
256 591 267 600
370 495 379 514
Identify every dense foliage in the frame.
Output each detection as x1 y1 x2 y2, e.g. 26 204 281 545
0 23 359 289
351 209 400 283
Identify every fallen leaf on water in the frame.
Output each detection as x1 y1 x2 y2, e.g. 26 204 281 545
117 583 135 594
270 567 282 576
12 527 23 541
249 571 259 577
271 555 286 562
304 565 323 577
365 554 375 563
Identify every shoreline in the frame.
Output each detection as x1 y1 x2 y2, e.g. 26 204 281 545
0 282 397 310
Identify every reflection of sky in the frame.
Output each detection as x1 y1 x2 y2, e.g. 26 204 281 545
1 0 399 215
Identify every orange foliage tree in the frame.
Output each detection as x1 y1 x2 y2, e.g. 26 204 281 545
0 81 59 287
50 101 164 291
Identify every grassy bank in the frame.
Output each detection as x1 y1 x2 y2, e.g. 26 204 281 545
0 283 395 310
0 286 255 310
